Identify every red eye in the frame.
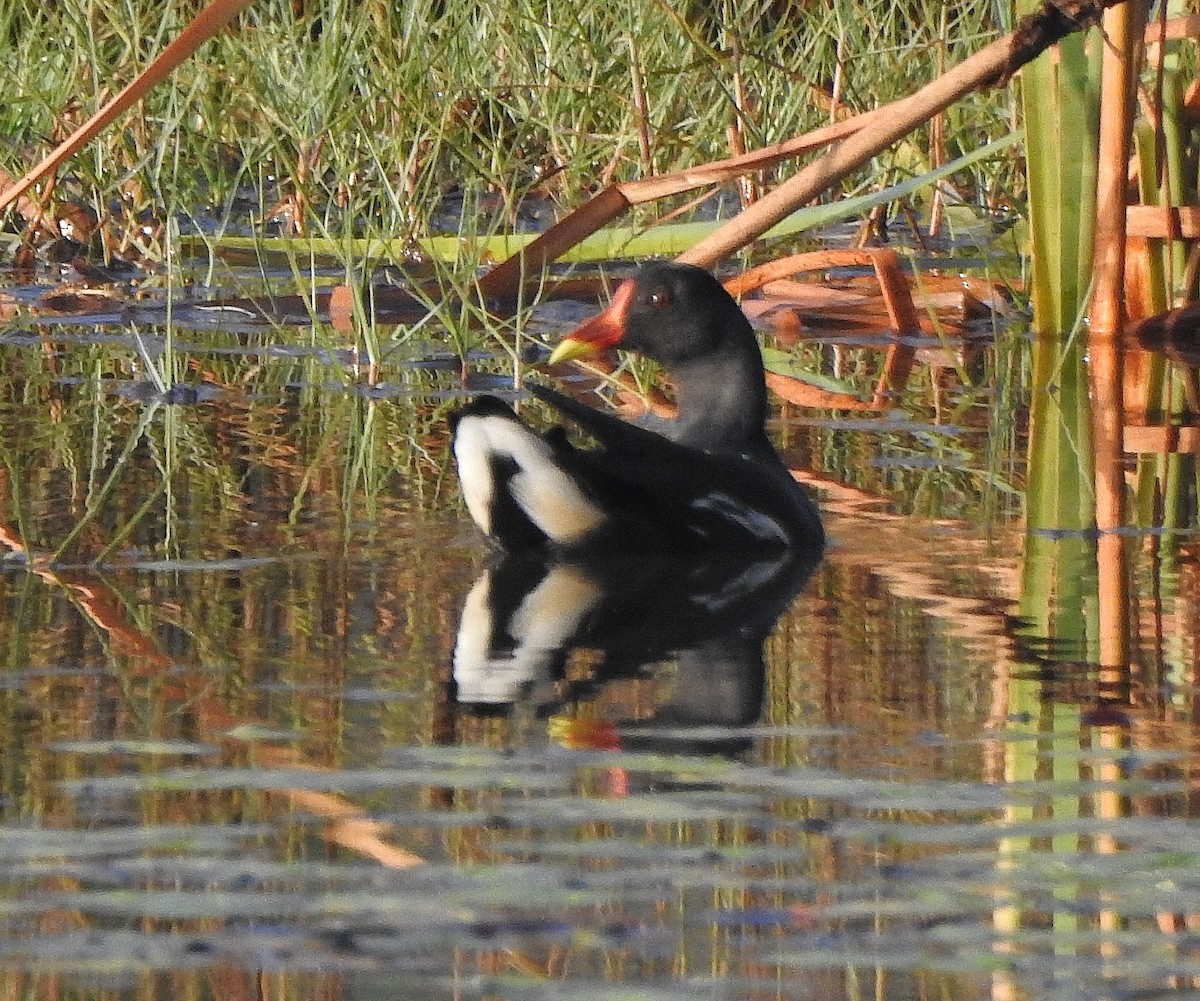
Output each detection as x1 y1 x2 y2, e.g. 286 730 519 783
648 288 672 308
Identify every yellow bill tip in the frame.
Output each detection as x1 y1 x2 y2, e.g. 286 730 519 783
547 337 600 366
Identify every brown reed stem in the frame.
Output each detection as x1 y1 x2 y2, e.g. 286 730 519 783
678 0 1124 268
0 0 255 215
1090 0 1148 669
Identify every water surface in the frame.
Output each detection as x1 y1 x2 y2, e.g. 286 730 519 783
1 256 1198 1001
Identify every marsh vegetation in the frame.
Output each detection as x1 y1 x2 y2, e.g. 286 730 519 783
2 3 1200 1000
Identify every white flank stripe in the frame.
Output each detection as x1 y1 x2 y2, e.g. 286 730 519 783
690 492 789 545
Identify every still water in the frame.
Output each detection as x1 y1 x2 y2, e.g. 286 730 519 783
1 261 1199 1001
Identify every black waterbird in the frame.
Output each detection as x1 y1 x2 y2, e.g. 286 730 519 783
451 261 824 553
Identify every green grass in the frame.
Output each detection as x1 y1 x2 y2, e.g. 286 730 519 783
0 0 1037 564
0 0 1016 264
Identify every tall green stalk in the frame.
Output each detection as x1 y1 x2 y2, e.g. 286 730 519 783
1018 2 1101 526
1012 10 1105 937
1018 12 1101 339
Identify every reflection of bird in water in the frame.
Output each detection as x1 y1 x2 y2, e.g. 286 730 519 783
451 261 824 554
453 559 601 707
451 545 820 756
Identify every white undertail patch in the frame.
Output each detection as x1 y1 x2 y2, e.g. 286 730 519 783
453 418 500 536
454 413 606 544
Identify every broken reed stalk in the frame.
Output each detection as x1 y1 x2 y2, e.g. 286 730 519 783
678 0 1125 268
0 0 255 216
1143 14 1200 40
476 0 1125 292
724 248 918 406
476 111 883 299
1091 0 1149 669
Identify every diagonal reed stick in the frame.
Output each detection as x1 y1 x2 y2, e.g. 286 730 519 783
0 0 256 216
476 0 1126 294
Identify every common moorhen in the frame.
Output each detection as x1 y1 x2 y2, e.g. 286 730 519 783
452 261 824 552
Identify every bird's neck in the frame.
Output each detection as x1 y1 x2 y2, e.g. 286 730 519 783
671 344 768 455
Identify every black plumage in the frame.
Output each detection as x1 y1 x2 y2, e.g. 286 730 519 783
451 262 824 554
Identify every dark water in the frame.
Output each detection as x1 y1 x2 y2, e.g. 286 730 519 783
1 263 1199 1001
